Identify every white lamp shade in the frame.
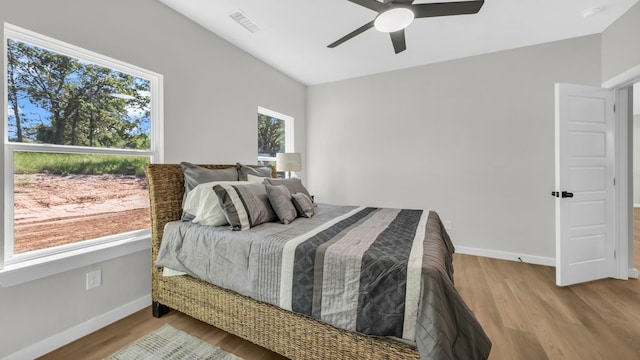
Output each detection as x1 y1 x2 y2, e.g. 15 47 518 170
374 8 414 33
276 153 302 172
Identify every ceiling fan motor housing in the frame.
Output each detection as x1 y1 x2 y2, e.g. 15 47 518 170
374 7 415 33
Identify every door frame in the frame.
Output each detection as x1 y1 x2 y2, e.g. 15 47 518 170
603 63 640 279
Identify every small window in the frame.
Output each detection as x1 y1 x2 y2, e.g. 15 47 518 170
257 106 293 176
3 24 163 267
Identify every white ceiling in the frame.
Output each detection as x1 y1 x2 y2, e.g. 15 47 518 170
158 0 639 85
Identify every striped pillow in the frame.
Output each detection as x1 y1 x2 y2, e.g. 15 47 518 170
213 183 276 230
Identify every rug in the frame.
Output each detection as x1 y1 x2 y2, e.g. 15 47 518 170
104 324 243 360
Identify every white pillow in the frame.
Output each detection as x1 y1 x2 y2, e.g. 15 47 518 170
183 181 250 226
246 173 267 183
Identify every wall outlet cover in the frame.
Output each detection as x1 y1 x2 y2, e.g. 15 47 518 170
86 269 101 290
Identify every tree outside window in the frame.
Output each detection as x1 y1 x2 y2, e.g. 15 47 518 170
258 113 285 157
257 107 293 177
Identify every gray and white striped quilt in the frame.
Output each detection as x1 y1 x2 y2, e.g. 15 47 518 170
156 204 491 359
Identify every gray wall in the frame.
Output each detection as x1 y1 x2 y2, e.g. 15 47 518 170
306 35 601 259
601 1 640 82
0 252 150 356
0 0 305 357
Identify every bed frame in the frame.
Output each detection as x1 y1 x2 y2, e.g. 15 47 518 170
146 164 420 359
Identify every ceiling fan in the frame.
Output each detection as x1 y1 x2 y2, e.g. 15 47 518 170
327 0 485 54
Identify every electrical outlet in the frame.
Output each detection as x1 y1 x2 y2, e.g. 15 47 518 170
86 269 101 290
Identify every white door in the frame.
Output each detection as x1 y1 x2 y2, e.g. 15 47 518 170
555 83 616 286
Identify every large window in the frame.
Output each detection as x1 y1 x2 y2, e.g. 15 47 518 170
257 106 293 175
3 24 163 268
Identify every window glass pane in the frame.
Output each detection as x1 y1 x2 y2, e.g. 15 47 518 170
258 113 285 158
13 151 150 254
6 38 151 150
4 25 161 265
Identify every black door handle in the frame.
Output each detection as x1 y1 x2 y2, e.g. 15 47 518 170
551 191 574 198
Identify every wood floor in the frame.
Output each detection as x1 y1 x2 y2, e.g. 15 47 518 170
40 221 640 360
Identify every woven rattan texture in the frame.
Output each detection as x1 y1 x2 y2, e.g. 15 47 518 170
145 164 419 360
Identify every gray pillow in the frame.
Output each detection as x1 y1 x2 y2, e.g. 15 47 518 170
291 193 315 218
262 178 311 200
265 184 297 225
180 162 238 221
213 183 277 230
236 163 272 181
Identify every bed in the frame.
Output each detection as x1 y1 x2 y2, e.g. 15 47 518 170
146 163 491 360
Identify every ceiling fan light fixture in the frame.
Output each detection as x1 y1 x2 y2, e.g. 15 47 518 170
374 7 415 33
580 7 601 18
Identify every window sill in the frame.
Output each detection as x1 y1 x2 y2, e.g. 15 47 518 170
0 235 150 288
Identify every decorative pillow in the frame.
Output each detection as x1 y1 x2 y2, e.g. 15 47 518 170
262 178 311 200
265 184 297 225
291 192 315 218
213 183 277 230
182 181 250 226
180 162 239 221
236 163 272 181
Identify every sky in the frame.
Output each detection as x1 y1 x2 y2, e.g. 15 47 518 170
6 38 152 146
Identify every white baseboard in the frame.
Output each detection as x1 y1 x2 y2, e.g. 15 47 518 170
629 268 639 279
455 246 555 267
634 203 640 208
2 294 151 360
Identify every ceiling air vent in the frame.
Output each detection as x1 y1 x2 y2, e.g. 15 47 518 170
228 9 261 34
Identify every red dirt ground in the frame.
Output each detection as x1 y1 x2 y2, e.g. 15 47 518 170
13 174 150 253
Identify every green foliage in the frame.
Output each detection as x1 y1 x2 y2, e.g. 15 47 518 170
6 39 151 150
258 114 285 156
14 152 149 176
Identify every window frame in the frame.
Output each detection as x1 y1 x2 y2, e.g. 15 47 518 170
1 23 164 272
257 106 294 165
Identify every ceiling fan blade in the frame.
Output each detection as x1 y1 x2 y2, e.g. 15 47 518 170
327 21 375 48
347 0 388 12
390 29 407 54
389 0 415 4
412 0 484 18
